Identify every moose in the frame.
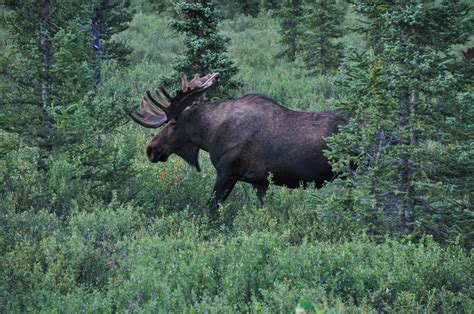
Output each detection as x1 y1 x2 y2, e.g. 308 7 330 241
130 73 347 216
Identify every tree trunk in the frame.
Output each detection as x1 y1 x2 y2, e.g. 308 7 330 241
397 91 413 234
39 0 53 155
396 27 415 235
91 7 102 86
290 23 296 61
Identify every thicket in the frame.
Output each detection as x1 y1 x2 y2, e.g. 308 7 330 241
326 0 474 248
1 0 472 312
2 208 472 312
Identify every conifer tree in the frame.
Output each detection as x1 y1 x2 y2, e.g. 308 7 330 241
325 0 473 246
90 0 132 85
0 1 94 155
171 0 240 98
0 1 134 213
238 0 261 17
275 0 304 61
218 0 280 17
299 0 345 74
0 1 132 147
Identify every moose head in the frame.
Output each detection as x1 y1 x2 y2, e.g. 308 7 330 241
130 73 220 171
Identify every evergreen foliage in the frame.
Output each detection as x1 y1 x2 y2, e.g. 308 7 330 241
325 0 474 246
0 1 94 153
275 0 304 61
90 0 133 84
234 0 261 17
218 0 279 18
171 0 240 98
299 0 345 74
0 1 134 214
91 0 132 64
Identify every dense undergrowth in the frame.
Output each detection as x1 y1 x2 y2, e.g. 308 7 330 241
2 205 472 312
1 10 473 313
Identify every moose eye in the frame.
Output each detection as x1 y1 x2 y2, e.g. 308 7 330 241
171 124 178 130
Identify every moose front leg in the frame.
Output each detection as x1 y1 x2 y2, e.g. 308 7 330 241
208 173 237 218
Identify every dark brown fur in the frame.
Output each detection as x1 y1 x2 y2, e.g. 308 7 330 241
463 47 474 60
145 93 347 215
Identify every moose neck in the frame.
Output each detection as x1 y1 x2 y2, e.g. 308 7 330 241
185 101 222 152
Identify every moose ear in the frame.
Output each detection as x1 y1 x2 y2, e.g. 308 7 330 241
176 143 201 172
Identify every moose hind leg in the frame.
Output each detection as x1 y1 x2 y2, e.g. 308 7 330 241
252 183 268 207
208 173 237 218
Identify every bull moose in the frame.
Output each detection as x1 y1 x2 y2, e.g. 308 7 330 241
130 73 347 216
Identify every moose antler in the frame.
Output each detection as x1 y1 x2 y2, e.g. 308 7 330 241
129 98 168 128
150 72 220 117
130 72 220 128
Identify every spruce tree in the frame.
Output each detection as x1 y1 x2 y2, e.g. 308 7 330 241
90 0 132 85
0 1 134 213
325 0 473 246
218 0 280 17
299 0 345 74
0 1 132 150
0 1 94 155
171 0 240 98
238 0 261 17
275 0 304 61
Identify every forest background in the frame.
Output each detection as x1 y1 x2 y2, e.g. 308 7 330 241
0 0 472 312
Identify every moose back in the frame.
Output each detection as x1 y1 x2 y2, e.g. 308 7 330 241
130 73 347 216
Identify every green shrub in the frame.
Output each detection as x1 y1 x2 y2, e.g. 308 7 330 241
102 232 472 312
0 205 145 312
0 147 44 212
